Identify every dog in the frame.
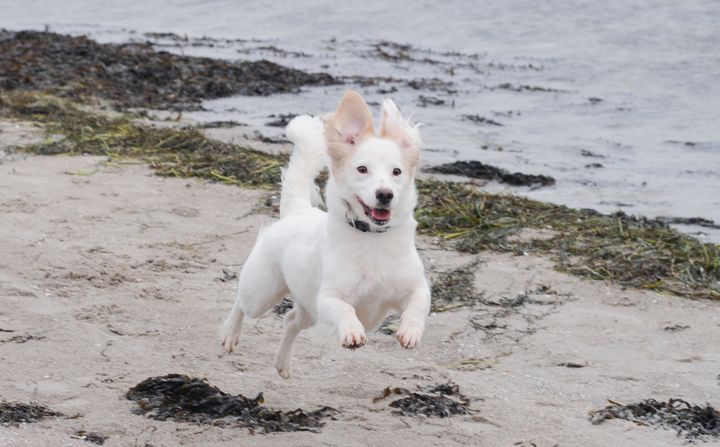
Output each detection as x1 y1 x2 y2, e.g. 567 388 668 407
220 90 431 379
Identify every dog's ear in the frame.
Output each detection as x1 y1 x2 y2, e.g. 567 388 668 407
380 99 421 167
324 91 374 165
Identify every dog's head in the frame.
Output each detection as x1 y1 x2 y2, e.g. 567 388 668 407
324 91 421 230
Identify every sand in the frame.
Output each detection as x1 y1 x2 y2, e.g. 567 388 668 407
1 132 720 446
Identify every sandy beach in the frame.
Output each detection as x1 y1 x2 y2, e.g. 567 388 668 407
1 10 719 444
1 134 719 445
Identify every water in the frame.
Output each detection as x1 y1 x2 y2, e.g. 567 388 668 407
2 0 719 241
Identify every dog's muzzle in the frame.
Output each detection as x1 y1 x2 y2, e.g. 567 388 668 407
342 199 389 234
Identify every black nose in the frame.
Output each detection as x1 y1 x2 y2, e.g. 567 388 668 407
376 189 394 205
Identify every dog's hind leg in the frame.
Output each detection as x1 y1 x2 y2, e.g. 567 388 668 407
274 305 312 379
220 245 289 353
220 304 245 353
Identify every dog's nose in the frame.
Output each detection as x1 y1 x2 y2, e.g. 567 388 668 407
375 189 394 205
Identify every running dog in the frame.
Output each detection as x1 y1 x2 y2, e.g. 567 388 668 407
220 90 431 378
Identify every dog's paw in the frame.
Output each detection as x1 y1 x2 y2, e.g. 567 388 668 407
396 326 422 349
219 321 241 353
275 363 291 379
339 321 367 349
274 355 292 379
341 331 367 349
220 332 240 353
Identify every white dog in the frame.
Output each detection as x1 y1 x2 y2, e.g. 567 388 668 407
220 90 431 379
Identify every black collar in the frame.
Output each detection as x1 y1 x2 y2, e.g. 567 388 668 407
342 200 389 234
347 217 388 233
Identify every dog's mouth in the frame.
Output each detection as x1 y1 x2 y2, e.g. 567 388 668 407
357 197 391 225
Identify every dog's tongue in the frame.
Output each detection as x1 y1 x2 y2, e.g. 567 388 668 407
371 208 390 222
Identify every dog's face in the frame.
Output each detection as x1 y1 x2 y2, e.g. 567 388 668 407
324 91 421 229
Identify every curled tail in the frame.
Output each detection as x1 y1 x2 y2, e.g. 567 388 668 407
280 115 327 217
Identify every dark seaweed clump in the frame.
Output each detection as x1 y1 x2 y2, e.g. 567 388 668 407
590 399 720 441
0 30 336 109
461 114 503 126
265 114 298 128
374 382 471 417
73 431 107 445
424 160 555 187
658 216 720 230
126 374 336 433
273 298 294 316
0 334 46 343
0 402 62 424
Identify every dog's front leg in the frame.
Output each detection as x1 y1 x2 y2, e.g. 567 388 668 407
396 283 431 349
317 294 366 349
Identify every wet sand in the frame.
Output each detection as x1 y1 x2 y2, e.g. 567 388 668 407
2 135 719 445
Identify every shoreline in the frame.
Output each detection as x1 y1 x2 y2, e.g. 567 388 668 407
2 90 717 302
2 28 718 244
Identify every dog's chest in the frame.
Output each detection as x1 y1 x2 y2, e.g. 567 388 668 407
341 243 416 302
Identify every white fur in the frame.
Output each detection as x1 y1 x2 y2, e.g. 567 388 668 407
280 115 327 216
220 93 431 379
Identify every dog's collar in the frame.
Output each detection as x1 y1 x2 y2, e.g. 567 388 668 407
342 199 389 234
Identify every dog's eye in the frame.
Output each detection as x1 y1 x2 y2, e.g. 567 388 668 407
357 166 368 174
392 168 402 176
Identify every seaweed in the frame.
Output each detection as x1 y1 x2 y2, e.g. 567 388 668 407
416 180 720 300
2 92 719 302
198 120 245 129
461 114 503 126
557 362 586 368
590 398 720 441
373 382 471 417
377 315 399 335
265 114 297 128
72 431 108 445
248 130 290 145
236 46 310 58
663 324 690 332
0 30 336 110
0 334 46 343
217 269 238 283
0 91 286 188
367 40 479 76
416 95 446 107
273 298 294 316
494 83 566 93
0 402 62 425
430 261 482 312
658 216 720 230
468 286 565 342
371 41 416 63
424 160 555 187
406 78 456 93
126 374 336 433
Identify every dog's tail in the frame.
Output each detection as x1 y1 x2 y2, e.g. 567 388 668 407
280 115 327 218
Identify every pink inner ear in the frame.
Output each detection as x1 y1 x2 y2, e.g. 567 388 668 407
328 90 374 149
